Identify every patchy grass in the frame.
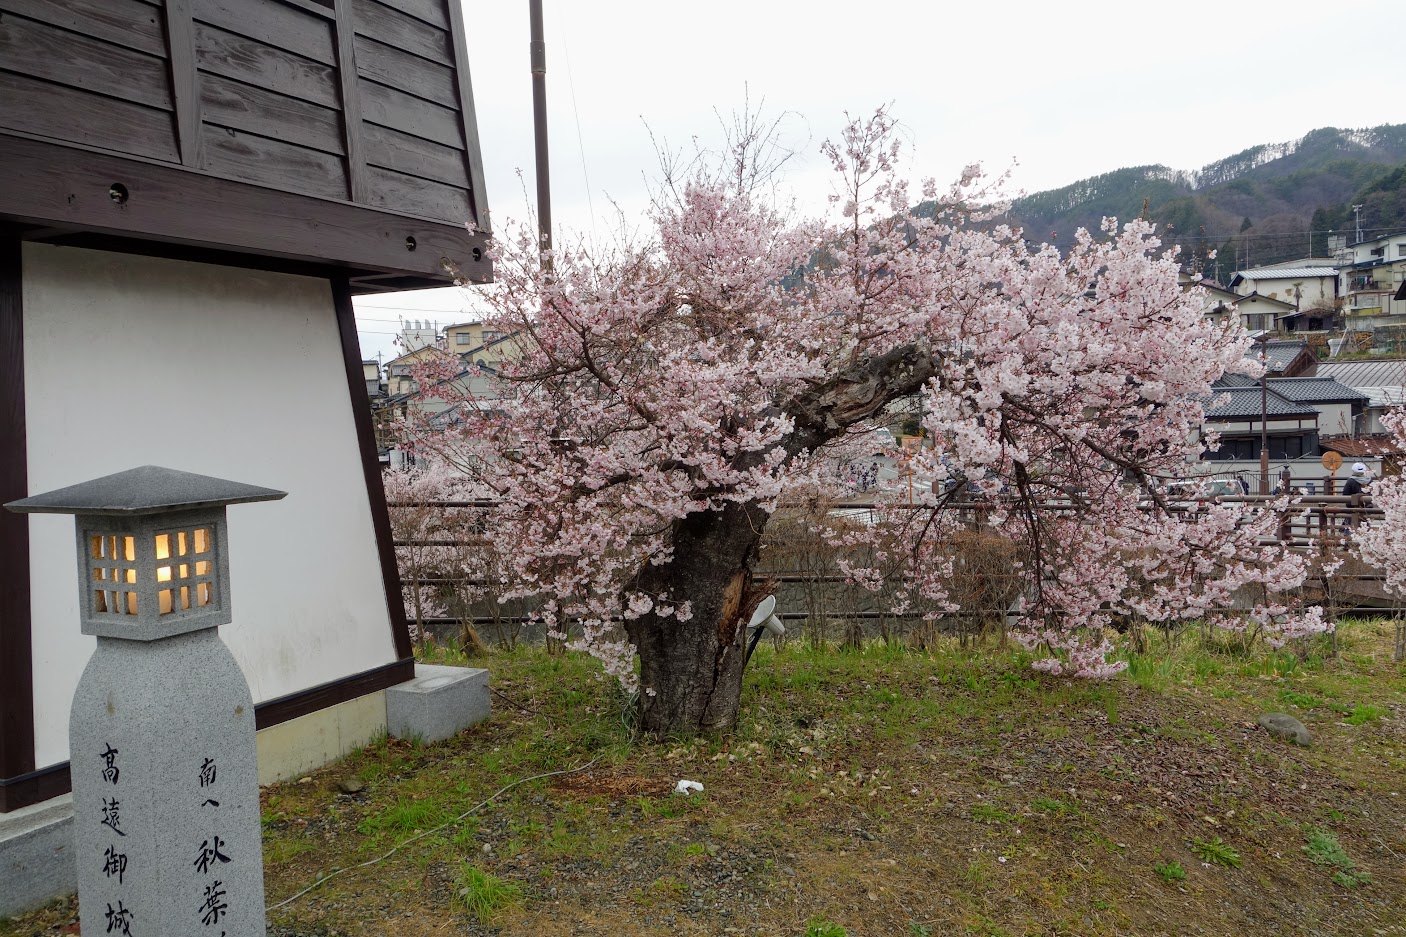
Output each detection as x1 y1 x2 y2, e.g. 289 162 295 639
4 620 1406 937
1304 827 1371 888
455 863 523 924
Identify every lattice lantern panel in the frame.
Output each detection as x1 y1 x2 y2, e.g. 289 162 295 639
76 508 233 641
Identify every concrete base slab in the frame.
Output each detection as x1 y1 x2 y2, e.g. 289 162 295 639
386 664 490 744
0 793 75 918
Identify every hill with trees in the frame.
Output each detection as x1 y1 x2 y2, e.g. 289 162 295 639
996 125 1406 281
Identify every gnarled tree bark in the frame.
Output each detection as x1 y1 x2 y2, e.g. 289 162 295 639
625 343 940 736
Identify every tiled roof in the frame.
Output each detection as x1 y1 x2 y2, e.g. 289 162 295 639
1259 341 1309 372
1204 386 1318 420
1232 292 1297 310
1320 435 1406 458
1267 377 1369 403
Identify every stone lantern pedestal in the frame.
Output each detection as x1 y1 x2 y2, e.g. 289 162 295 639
6 466 285 937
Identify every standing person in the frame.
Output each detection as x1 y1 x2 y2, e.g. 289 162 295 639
1343 462 1371 528
1237 474 1250 495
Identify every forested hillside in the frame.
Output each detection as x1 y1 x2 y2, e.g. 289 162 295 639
991 125 1406 282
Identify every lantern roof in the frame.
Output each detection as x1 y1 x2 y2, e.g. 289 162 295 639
4 466 286 516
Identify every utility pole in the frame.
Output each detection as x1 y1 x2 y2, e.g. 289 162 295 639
1353 204 1363 244
530 0 552 267
1259 339 1270 495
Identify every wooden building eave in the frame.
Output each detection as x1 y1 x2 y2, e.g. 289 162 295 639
0 133 490 291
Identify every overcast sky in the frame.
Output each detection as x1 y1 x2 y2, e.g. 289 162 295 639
355 0 1405 361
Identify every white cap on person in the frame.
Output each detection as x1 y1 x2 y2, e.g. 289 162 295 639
1351 462 1368 477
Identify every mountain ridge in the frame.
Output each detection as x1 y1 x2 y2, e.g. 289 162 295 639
989 124 1406 278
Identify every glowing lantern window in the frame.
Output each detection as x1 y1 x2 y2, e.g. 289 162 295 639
5 465 285 641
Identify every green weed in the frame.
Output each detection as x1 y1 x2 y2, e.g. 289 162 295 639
454 863 523 924
356 797 455 837
804 918 848 937
1191 837 1241 868
1154 861 1186 882
1030 797 1070 815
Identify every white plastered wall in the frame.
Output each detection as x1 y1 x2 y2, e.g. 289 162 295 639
23 244 398 769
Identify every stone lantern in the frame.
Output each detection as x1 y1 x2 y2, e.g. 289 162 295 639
5 465 285 937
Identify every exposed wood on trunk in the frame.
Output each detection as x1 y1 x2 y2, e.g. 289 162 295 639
624 343 941 737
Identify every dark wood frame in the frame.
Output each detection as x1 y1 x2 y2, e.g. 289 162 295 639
0 249 417 813
0 133 491 290
0 236 35 803
333 275 415 659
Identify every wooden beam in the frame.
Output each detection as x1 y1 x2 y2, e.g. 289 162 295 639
334 0 369 202
0 764 68 814
0 132 491 283
163 0 203 167
0 236 35 798
445 0 490 234
332 275 414 659
254 657 413 729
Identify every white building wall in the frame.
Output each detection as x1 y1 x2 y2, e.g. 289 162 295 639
1242 276 1336 310
1313 402 1356 435
22 245 398 769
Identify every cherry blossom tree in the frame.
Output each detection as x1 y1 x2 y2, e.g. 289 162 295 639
401 109 1320 737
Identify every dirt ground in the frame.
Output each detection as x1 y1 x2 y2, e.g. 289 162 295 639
5 621 1405 937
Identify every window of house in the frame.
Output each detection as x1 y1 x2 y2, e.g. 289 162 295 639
483 331 502 342
1398 244 1406 258
456 333 472 345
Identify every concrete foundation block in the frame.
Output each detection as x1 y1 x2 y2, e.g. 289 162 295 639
0 793 76 918
386 664 490 744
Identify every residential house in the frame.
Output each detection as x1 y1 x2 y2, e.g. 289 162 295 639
1338 230 1406 323
383 321 450 396
1232 292 1298 333
1230 259 1339 329
444 320 518 368
1314 357 1406 441
363 360 387 401
1200 375 1369 484
1181 273 1240 327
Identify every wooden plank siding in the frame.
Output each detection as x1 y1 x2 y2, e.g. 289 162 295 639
0 0 166 56
350 0 450 64
348 0 475 227
362 122 466 188
353 32 456 108
364 163 470 224
0 70 179 161
0 0 487 286
192 0 336 64
201 124 347 200
200 72 345 155
191 0 349 197
0 11 172 108
193 21 340 107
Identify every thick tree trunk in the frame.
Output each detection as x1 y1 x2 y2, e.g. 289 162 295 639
625 500 771 738
622 344 938 738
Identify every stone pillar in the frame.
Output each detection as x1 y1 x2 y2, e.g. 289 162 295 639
71 629 263 936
